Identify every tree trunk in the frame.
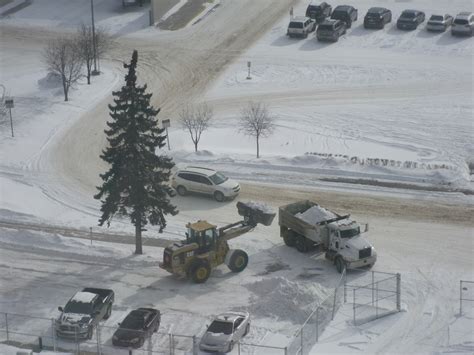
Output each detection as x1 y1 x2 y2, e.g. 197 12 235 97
194 141 198 152
135 223 143 254
256 136 260 158
62 76 68 102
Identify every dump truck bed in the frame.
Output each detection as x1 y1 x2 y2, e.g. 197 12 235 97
279 200 348 244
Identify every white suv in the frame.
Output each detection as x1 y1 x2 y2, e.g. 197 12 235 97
452 12 474 36
171 167 240 202
287 16 316 38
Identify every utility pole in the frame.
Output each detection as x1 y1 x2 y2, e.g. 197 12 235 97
91 0 99 75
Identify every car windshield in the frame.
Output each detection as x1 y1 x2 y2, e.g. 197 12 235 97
209 172 228 185
340 227 360 239
454 19 468 25
121 313 145 330
64 302 92 314
430 15 443 21
289 22 304 28
308 5 322 13
318 24 334 30
208 320 233 335
401 12 416 19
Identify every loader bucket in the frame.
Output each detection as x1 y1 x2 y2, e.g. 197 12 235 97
237 201 276 226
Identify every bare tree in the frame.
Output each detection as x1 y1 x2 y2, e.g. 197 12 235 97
179 103 214 152
77 24 94 84
43 37 83 101
95 26 114 72
238 101 275 158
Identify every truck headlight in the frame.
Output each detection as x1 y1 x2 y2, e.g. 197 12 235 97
130 337 140 344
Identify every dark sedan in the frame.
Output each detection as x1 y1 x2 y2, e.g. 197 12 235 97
397 10 425 30
364 7 392 29
112 308 160 348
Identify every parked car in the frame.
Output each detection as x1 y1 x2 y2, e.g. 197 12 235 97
305 1 332 23
426 14 454 32
199 311 250 353
316 19 347 42
171 166 240 202
56 288 115 340
112 308 160 348
451 12 474 36
364 7 392 29
287 16 316 38
331 5 358 28
397 9 425 30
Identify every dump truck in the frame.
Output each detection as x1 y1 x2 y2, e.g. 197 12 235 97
279 200 376 272
159 202 275 283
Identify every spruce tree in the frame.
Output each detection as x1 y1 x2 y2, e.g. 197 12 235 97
94 50 178 254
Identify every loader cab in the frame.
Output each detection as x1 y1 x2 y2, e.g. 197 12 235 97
186 221 218 253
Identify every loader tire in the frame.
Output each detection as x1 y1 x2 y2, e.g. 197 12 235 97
295 235 310 253
190 260 211 283
335 256 345 274
228 250 249 273
283 230 297 247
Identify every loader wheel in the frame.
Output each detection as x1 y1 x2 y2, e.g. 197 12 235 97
283 230 297 247
335 256 345 274
190 260 211 283
228 250 249 273
295 235 310 253
177 185 187 196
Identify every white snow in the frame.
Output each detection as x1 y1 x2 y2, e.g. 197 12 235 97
71 291 97 304
296 205 337 224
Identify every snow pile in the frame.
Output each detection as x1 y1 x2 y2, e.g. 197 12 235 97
242 201 274 214
243 276 330 324
71 291 96 303
295 205 336 225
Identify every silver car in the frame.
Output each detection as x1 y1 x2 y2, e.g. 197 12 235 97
452 12 474 36
426 14 453 32
199 311 250 353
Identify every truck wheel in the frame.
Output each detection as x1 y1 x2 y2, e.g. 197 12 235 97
283 231 296 247
103 304 112 320
177 185 187 196
214 191 225 202
295 235 309 253
335 257 345 273
228 250 249 272
190 260 211 283
227 341 234 352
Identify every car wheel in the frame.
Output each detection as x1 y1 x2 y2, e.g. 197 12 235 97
190 260 211 283
103 304 112 320
244 323 250 336
335 256 345 274
214 191 225 202
87 327 93 340
138 337 145 348
228 249 249 273
227 341 234 353
177 185 187 196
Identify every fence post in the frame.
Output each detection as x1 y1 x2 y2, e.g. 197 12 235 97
169 333 173 355
315 307 319 343
353 288 356 325
75 326 79 354
396 273 401 311
192 335 197 355
96 324 101 355
332 287 338 320
5 313 8 342
284 346 288 355
459 280 463 315
300 327 304 354
371 271 375 306
344 280 347 303
51 318 57 351
238 341 241 355
376 281 379 318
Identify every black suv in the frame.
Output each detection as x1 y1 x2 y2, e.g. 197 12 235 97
364 7 392 29
317 19 347 42
397 9 425 30
331 5 358 28
306 2 332 23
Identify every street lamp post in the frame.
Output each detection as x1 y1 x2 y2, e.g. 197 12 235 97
5 98 14 137
91 0 99 75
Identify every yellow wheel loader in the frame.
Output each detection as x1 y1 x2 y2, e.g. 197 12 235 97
159 202 275 283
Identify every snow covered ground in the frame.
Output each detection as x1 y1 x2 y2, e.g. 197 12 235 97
0 0 473 354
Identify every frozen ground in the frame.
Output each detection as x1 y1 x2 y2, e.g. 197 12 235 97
0 0 473 354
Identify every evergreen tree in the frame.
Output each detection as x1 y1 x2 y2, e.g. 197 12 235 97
94 50 178 254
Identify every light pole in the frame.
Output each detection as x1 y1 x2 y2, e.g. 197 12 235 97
162 119 171 150
5 98 14 137
91 0 99 75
